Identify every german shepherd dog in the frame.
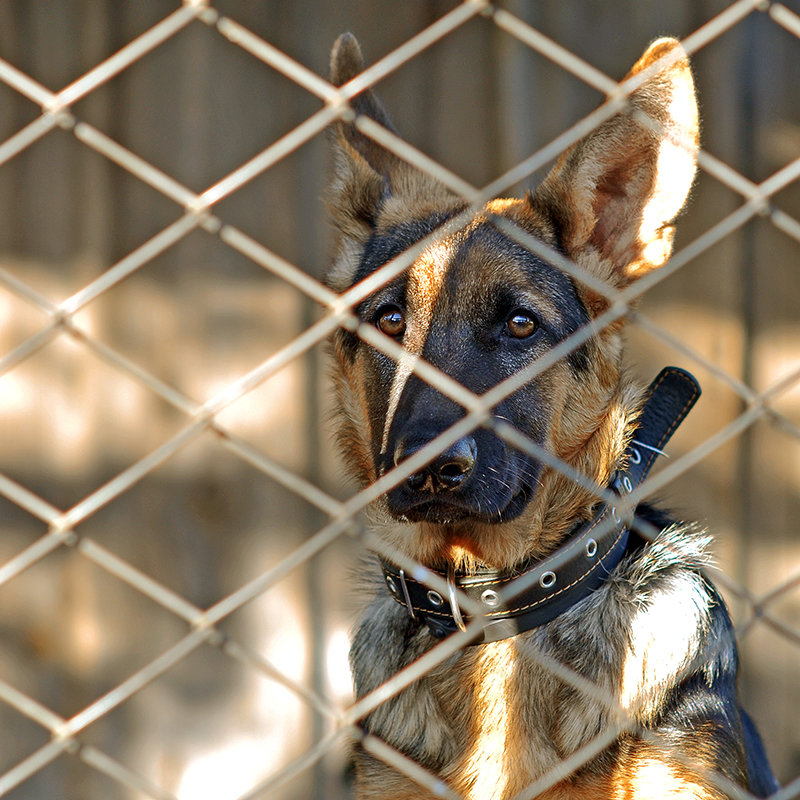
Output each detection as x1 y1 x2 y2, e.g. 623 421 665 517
324 33 778 800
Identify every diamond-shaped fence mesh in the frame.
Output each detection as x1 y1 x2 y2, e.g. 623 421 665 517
0 1 798 798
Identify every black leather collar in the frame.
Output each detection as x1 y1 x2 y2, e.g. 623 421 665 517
381 367 701 644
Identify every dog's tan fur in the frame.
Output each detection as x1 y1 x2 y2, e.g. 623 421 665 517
325 32 773 800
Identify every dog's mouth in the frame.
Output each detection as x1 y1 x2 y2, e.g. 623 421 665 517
386 479 535 526
378 429 543 528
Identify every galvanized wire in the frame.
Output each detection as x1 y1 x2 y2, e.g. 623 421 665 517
0 1 798 798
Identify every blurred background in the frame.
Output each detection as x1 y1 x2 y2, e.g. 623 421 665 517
0 1 798 798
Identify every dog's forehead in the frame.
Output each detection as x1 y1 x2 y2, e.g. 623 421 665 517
406 226 523 310
355 196 582 330
402 200 573 320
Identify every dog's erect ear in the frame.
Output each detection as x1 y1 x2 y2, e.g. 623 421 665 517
326 34 455 261
329 33 400 179
325 34 388 250
533 39 699 289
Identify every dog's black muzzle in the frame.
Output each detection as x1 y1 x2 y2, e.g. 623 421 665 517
376 363 544 523
381 420 538 524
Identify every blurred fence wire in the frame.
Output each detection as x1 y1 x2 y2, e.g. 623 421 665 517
0 1 799 799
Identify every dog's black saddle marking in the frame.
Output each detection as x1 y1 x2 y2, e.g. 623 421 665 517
381 367 701 644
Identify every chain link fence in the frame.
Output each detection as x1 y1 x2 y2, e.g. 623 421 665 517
0 1 799 798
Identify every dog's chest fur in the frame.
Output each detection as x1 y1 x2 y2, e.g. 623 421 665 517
435 637 616 799
351 526 719 800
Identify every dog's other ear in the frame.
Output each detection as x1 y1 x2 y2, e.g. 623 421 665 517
329 33 400 179
326 33 455 287
533 39 699 289
325 33 390 254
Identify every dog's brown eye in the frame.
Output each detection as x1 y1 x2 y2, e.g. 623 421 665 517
377 307 406 338
506 311 537 339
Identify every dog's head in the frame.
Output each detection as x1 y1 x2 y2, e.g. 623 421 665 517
325 35 698 569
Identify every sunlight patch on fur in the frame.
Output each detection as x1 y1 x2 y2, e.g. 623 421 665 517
380 241 453 455
460 640 516 800
637 56 698 268
619 572 707 721
613 754 712 800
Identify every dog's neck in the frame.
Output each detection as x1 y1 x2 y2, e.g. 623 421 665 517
530 383 645 561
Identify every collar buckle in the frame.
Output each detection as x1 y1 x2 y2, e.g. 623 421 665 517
446 564 467 633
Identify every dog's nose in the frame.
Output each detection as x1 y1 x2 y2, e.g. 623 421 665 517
394 435 477 492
